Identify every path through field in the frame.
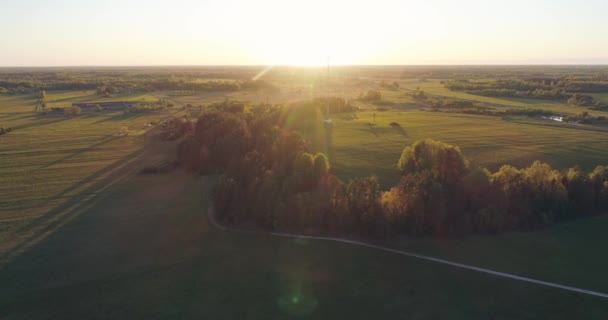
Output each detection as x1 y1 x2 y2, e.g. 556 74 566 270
205 190 608 299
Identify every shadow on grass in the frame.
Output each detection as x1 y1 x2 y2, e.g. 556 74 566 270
39 135 120 169
341 113 358 121
391 125 408 137
0 148 144 267
47 94 95 104
11 115 73 130
93 112 145 124
368 122 378 136
0 113 35 121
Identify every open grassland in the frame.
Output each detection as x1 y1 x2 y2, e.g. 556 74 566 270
326 110 608 187
2 87 608 318
0 93 178 255
395 214 608 296
397 79 608 116
0 171 607 319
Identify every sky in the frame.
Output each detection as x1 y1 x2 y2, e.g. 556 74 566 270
1 0 607 66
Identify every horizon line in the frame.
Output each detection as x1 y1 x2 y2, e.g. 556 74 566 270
2 63 608 68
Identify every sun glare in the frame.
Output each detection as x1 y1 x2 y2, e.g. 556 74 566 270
236 0 426 66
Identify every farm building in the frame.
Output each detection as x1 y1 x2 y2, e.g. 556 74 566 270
72 101 136 111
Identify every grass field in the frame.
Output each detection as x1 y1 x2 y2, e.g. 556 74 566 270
323 110 608 187
2 89 608 318
0 92 178 257
1 171 608 319
398 79 608 116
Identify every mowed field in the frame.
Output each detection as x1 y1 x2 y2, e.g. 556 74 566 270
1 90 608 318
398 79 608 116
324 110 608 187
0 92 177 258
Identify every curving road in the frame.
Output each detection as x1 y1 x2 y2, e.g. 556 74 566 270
207 202 608 299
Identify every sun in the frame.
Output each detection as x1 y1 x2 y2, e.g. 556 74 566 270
251 23 363 66
235 1 375 66
231 0 435 66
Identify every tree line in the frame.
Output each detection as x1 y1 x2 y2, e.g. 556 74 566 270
0 72 279 95
444 79 606 106
175 106 608 239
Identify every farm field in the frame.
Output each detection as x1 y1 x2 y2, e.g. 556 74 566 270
2 67 608 318
309 110 608 187
3 0 608 316
0 92 179 257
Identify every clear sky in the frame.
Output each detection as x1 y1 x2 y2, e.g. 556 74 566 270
1 0 607 66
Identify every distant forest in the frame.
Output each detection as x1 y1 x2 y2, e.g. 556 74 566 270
0 69 278 94
444 78 608 107
173 100 608 238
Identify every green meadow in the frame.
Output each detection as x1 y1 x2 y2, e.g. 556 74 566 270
2 81 608 318
307 109 608 187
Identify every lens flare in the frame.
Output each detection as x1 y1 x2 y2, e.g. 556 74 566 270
277 292 318 317
252 65 274 81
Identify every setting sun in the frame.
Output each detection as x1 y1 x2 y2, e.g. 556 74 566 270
3 0 606 66
2 1 608 318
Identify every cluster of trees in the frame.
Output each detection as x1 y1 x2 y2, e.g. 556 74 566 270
427 99 474 109
520 88 569 99
0 71 279 95
445 79 552 92
563 111 607 124
359 90 382 101
431 105 560 118
560 81 608 93
176 107 328 230
411 87 427 100
128 103 166 113
445 79 607 103
313 97 356 113
466 88 517 97
503 108 556 117
567 93 595 107
175 105 608 238
158 118 194 141
379 80 400 91
466 88 569 100
93 79 279 95
208 100 247 113
424 97 568 119
383 139 608 235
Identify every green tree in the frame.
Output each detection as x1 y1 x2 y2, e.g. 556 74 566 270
568 93 594 106
564 167 594 215
346 177 385 237
588 166 608 208
313 152 330 181
398 139 469 184
291 152 315 192
35 90 47 111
